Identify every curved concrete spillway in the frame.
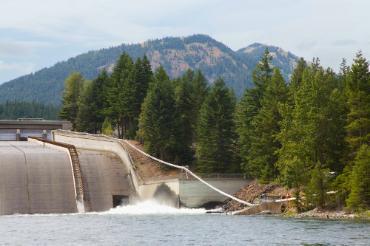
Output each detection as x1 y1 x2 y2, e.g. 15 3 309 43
0 141 77 215
77 149 132 211
1 130 249 215
0 140 134 215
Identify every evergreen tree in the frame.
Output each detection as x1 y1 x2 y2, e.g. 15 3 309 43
190 70 209 139
76 71 109 133
196 79 237 173
252 48 273 95
347 144 370 210
345 52 370 159
277 64 346 206
138 67 180 162
107 53 135 138
59 72 85 129
131 56 153 137
306 162 330 209
337 52 370 208
76 81 94 132
290 58 307 90
174 72 196 164
236 49 272 177
248 68 288 181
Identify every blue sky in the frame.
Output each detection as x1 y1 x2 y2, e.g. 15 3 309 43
0 0 369 83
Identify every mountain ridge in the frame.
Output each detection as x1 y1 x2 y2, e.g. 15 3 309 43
0 34 299 105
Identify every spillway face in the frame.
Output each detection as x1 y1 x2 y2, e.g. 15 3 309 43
0 142 77 215
78 149 132 212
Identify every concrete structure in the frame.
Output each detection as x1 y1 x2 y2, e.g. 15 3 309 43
52 130 141 196
0 141 77 214
0 139 134 215
0 119 72 141
139 178 250 208
53 130 249 208
0 129 249 215
78 149 133 211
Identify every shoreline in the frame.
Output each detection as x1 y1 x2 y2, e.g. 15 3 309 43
283 208 370 221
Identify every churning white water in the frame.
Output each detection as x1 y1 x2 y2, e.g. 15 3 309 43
101 200 207 215
76 200 85 213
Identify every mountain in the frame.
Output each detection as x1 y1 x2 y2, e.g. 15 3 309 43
0 34 299 105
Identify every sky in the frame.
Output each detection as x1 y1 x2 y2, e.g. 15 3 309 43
0 0 369 83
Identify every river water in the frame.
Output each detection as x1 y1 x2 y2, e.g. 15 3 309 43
0 201 369 246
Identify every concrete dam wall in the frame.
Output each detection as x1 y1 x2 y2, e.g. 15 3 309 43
78 149 133 211
0 140 134 215
1 130 249 215
54 130 250 208
0 141 77 215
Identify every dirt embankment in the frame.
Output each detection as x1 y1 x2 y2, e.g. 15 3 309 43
223 181 293 213
123 140 181 181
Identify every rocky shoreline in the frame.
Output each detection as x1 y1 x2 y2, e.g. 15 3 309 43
286 208 370 221
223 181 370 221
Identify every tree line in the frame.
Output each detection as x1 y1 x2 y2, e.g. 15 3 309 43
60 51 369 212
0 101 59 120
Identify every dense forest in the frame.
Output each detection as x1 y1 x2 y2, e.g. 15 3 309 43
60 51 370 212
0 101 59 120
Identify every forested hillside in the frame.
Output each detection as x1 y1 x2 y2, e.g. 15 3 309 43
0 34 298 105
0 101 59 119
60 51 370 212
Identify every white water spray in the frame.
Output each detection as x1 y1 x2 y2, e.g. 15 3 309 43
76 200 85 213
101 200 206 215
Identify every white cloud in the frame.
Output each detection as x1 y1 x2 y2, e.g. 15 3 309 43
0 0 369 82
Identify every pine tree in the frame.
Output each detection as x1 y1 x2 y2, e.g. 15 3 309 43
138 67 180 162
76 80 95 132
290 58 307 90
236 49 272 177
248 68 288 181
346 144 370 210
253 48 273 95
76 71 109 133
174 72 196 164
59 72 85 129
190 70 209 140
277 63 345 204
306 162 330 209
107 53 135 138
196 79 237 173
130 56 153 137
93 70 110 131
345 52 370 159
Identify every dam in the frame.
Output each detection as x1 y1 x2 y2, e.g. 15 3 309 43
0 140 133 215
0 126 249 215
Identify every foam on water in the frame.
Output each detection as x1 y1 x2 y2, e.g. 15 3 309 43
4 200 208 217
101 200 207 215
76 200 85 213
